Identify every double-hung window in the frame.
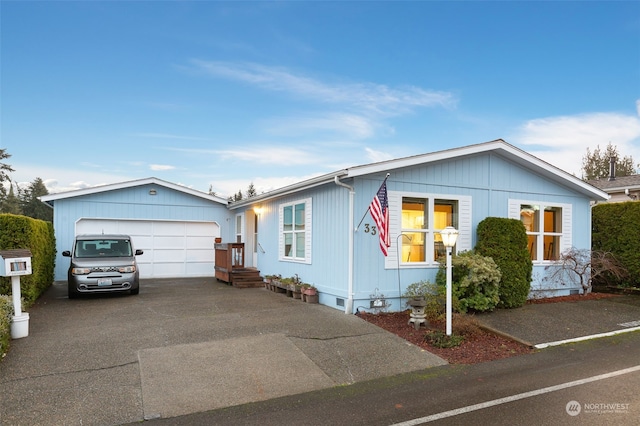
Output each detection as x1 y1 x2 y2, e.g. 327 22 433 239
279 198 312 263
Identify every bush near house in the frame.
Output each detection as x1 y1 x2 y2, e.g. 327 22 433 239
0 295 12 359
592 202 640 288
475 217 532 308
0 214 56 307
435 251 501 313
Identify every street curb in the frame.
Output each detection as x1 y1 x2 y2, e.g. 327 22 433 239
534 326 640 349
477 323 535 348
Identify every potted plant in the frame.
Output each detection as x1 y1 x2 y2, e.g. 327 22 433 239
301 284 318 303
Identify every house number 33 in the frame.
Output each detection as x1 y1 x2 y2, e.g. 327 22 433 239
364 224 377 235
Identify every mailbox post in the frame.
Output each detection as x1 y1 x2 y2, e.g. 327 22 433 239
0 249 32 339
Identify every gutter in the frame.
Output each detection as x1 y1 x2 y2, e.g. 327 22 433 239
334 176 355 314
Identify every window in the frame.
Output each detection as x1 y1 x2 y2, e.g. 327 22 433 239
235 214 244 243
400 197 459 263
401 198 427 262
279 198 312 263
517 202 567 262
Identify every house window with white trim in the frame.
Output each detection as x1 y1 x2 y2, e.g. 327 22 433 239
400 197 459 263
279 198 312 263
520 204 562 261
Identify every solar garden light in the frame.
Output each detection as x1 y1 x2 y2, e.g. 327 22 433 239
439 226 459 336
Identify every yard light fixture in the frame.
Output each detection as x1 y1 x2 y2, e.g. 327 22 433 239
440 226 459 336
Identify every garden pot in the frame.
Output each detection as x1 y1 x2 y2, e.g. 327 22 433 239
305 294 319 304
11 313 29 339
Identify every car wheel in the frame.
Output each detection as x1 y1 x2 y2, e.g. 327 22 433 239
68 283 80 299
130 287 139 295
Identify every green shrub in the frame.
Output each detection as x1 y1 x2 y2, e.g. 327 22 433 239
403 280 448 321
424 330 464 348
0 295 13 360
475 217 532 308
0 214 56 307
592 202 640 288
435 251 501 313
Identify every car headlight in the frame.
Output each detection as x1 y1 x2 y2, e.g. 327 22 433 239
118 266 136 273
71 268 91 275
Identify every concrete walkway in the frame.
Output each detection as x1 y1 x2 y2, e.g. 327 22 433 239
477 294 640 348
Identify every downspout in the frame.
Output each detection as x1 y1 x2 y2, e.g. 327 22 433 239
334 176 355 314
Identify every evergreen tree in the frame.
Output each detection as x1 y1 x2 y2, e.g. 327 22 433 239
21 177 53 221
246 182 256 198
1 182 22 214
582 143 636 180
0 148 14 183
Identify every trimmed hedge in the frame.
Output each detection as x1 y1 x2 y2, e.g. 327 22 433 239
475 217 532 308
592 202 640 287
0 295 12 360
0 214 56 307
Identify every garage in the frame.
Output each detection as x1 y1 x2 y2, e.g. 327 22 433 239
76 218 219 278
41 177 232 281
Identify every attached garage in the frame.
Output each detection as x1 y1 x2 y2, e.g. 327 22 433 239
41 177 232 281
76 219 219 278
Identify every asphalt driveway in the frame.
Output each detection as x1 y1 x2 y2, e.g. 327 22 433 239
0 278 446 425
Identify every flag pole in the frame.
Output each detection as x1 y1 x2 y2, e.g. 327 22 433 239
355 173 390 232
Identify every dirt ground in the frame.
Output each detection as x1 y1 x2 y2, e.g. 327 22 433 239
358 292 617 364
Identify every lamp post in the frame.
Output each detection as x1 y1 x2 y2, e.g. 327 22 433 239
439 226 459 336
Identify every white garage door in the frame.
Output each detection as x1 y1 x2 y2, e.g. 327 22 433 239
76 219 219 278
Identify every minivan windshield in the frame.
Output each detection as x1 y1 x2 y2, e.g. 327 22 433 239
74 239 133 258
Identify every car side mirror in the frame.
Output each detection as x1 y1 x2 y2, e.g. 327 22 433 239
135 249 144 256
62 251 71 257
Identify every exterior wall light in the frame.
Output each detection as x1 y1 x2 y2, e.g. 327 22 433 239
149 189 157 195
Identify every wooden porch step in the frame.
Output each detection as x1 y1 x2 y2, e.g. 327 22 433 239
229 268 265 289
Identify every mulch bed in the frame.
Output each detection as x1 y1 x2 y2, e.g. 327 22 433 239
358 292 618 364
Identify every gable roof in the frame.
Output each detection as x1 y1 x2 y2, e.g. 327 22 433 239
230 139 608 209
39 177 228 206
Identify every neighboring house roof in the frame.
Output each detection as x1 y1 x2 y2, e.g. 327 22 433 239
39 177 228 206
587 174 640 192
230 139 609 209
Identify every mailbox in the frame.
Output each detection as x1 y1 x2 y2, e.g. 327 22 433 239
0 249 33 277
0 249 32 339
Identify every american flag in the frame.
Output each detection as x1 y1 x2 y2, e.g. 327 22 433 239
370 179 390 256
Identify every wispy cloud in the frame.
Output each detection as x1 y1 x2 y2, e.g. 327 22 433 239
214 146 320 165
516 112 640 149
511 106 640 176
263 113 377 139
365 147 395 163
188 60 457 116
150 164 176 171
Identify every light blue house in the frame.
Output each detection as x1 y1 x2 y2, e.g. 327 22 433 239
229 140 608 313
42 140 608 312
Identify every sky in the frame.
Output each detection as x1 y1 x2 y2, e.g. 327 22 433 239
2 1 640 198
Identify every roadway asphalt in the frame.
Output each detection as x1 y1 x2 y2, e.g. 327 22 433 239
1 278 639 425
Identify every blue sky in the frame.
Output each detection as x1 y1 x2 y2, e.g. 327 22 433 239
2 1 639 197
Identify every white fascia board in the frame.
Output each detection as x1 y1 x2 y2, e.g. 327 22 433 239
229 171 347 210
39 177 228 205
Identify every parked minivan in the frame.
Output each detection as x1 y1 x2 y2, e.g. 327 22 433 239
62 234 143 298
